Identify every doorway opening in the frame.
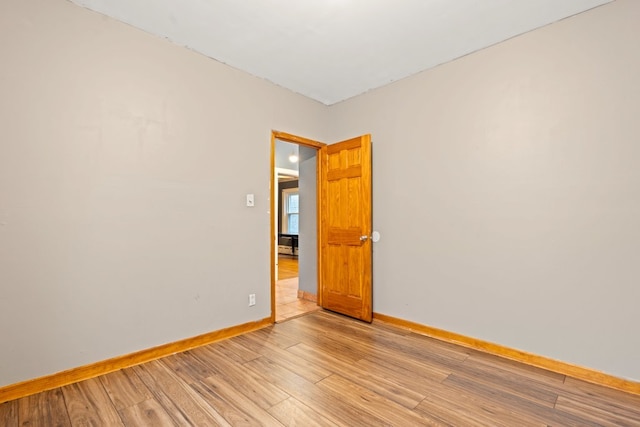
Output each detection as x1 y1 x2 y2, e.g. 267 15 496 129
271 132 325 322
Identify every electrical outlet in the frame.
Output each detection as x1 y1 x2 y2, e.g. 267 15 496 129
249 294 256 306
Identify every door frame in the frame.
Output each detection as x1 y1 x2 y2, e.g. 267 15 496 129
270 131 326 323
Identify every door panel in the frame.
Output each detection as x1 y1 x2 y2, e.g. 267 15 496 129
320 134 372 322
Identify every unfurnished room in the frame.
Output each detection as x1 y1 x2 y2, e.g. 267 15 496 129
1 0 639 425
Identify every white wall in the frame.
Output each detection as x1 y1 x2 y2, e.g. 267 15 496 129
298 146 318 294
0 0 327 387
327 0 640 381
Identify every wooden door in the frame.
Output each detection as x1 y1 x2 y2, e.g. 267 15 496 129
319 135 372 322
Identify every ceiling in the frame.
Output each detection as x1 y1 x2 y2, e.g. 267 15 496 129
69 0 612 105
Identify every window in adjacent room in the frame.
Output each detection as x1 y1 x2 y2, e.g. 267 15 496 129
282 188 299 234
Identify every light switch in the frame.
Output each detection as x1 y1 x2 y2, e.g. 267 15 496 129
246 194 255 207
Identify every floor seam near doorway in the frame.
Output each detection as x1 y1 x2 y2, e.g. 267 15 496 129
276 255 320 322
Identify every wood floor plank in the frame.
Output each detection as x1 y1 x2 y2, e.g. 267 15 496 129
118 398 177 426
442 374 602 427
268 397 339 427
301 311 434 346
191 345 290 410
133 360 231 426
253 323 367 365
194 374 284 427
210 337 262 364
554 394 640 427
4 311 640 426
452 356 560 408
18 388 71 427
244 356 389 427
299 333 370 365
317 374 444 426
128 368 191 426
236 333 333 383
277 255 298 280
404 331 479 361
415 398 487 427
296 312 471 369
189 380 267 427
276 325 372 364
300 312 402 344
62 378 123 426
465 352 566 385
363 329 470 366
99 367 153 411
562 376 640 410
159 350 218 385
354 356 448 398
417 376 552 427
0 399 18 427
287 342 426 409
358 353 451 385
416 389 545 427
234 328 302 354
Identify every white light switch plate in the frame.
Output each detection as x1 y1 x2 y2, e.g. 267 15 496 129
246 194 255 207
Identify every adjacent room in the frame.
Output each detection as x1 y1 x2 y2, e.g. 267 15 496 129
1 0 639 424
274 139 320 322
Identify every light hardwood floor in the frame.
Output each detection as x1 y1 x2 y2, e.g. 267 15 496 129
277 255 299 281
276 255 319 322
2 311 639 426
